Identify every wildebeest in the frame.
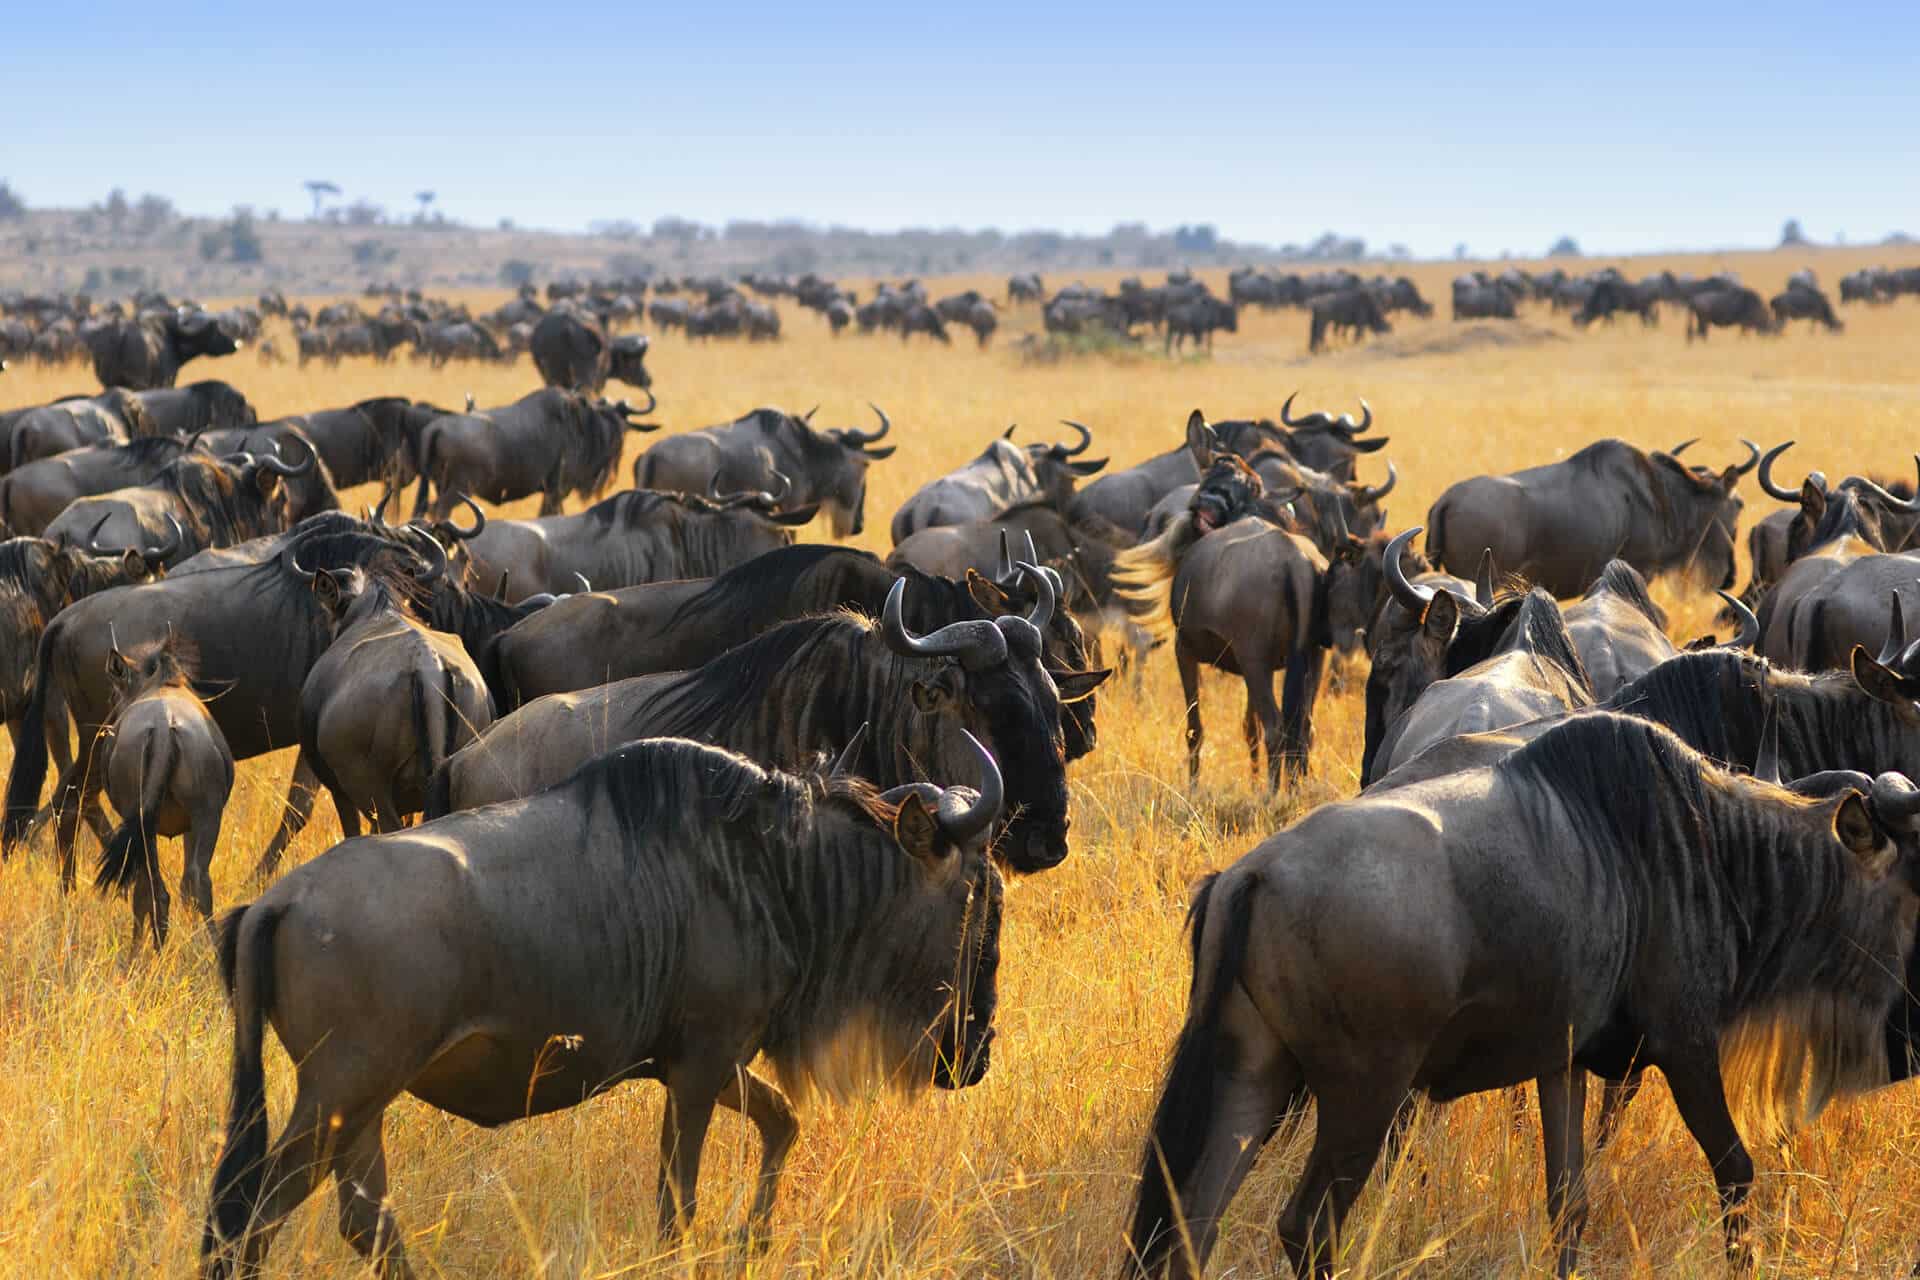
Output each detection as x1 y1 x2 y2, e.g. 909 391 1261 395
1770 284 1844 332
1756 488 1920 672
45 448 316 569
91 628 234 950
1573 277 1658 327
963 299 998 347
0 434 204 536
458 485 816 602
1008 272 1044 302
890 421 1106 543
4 388 155 470
87 310 241 390
297 554 494 834
432 568 1098 873
1451 279 1520 320
1737 444 1920 608
130 380 256 434
1308 289 1391 352
1128 711 1920 1278
1560 559 1678 697
633 404 895 538
246 397 449 490
411 388 660 519
1425 438 1758 597
528 309 653 392
1687 286 1777 340
200 732 1005 1277
1165 298 1238 352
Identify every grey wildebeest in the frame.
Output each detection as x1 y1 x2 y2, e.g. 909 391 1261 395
1127 710 1920 1279
44 447 317 569
1687 287 1778 340
1756 489 1920 672
1770 284 1844 332
458 484 816 603
0 434 204 536
295 551 494 835
1734 446 1920 610
432 567 1099 874
1425 438 1758 597
411 388 660 520
200 732 1005 1278
91 629 234 950
1559 559 1678 698
633 404 895 538
240 397 449 490
1165 297 1238 352
1307 289 1391 352
129 380 255 434
529 309 653 392
87 310 241 390
890 420 1106 543
3 388 155 471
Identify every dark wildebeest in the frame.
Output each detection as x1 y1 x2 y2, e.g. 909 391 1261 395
1165 298 1238 353
193 427 342 525
245 397 449 490
1451 279 1520 320
91 629 234 950
633 404 895 538
130 380 255 434
1560 559 1678 697
529 309 653 392
87 311 241 390
45 448 317 569
1009 272 1044 302
411 388 660 520
1756 492 1920 672
1573 277 1658 327
432 568 1100 874
4 388 156 471
297 554 494 834
200 732 1004 1278
1127 710 1920 1279
1770 284 1844 332
458 485 816 602
899 302 951 343
1840 269 1891 305
964 299 998 347
1425 438 1757 597
890 421 1106 543
1735 445 1920 609
0 435 203 536
1308 289 1392 352
1687 287 1778 340
1112 417 1335 791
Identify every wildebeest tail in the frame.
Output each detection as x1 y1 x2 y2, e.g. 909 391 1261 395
201 901 285 1275
410 667 455 804
95 726 171 895
1425 497 1449 571
424 755 453 821
1110 514 1202 643
2 619 59 850
1127 871 1256 1274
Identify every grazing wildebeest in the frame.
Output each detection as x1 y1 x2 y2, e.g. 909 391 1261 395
1127 711 1920 1279
87 310 241 390
1573 277 1658 327
1840 268 1891 305
0 435 203 536
92 629 234 950
458 485 816 602
297 555 493 835
633 404 895 538
130 380 255 434
411 388 660 519
528 309 653 392
45 448 316 569
1770 284 1844 332
1165 297 1238 352
898 302 951 343
432 568 1098 874
1308 289 1391 352
890 421 1106 543
1425 438 1758 597
200 732 1004 1278
1687 287 1777 340
4 388 155 470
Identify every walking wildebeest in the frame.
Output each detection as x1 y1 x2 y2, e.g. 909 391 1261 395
411 388 660 520
1165 298 1238 352
92 628 234 950
529 309 653 392
200 732 1005 1278
1425 438 1758 597
432 567 1100 873
1307 289 1391 352
633 404 895 538
1128 711 1920 1279
890 421 1107 543
87 310 241 390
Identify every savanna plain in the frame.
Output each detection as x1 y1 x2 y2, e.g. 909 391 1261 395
3 248 1920 1278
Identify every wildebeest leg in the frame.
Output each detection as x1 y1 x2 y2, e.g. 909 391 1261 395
656 1068 725 1237
181 801 224 927
331 1119 412 1278
52 731 110 890
1240 698 1261 782
1242 663 1282 793
1176 637 1204 787
253 750 322 880
1277 1075 1407 1279
234 1094 333 1272
716 1067 798 1250
1593 1069 1643 1151
329 787 362 841
45 681 73 781
1278 648 1327 785
1537 1068 1590 1277
1663 1054 1755 1262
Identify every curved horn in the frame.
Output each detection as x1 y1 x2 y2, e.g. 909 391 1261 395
145 513 184 563
1474 548 1497 608
827 722 870 778
1353 461 1397 506
1754 702 1782 785
1871 772 1920 831
1385 527 1434 610
280 534 316 585
403 525 447 585
1851 471 1920 514
881 578 1007 669
1055 419 1092 456
1757 441 1802 501
436 493 486 539
842 402 891 448
628 387 657 417
574 572 592 593
1280 390 1304 427
1715 590 1761 650
1877 591 1909 665
256 443 315 477
936 730 1004 845
1731 437 1761 478
1786 769 1873 800
1347 399 1373 434
1015 560 1055 632
1667 438 1698 458
108 621 125 671
84 512 114 555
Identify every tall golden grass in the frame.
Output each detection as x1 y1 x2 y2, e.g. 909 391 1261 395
4 248 1920 1278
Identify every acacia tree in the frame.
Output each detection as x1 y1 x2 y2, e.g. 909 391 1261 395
304 180 341 219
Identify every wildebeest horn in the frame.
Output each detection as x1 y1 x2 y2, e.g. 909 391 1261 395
1002 423 1018 440
1715 590 1760 650
1877 591 1909 665
1385 527 1434 610
994 529 1014 583
1851 465 1920 514
841 403 891 448
1014 560 1055 632
1474 548 1496 608
1332 399 1373 435
1055 419 1093 456
1753 701 1782 785
496 570 510 599
1757 441 1802 501
1871 772 1920 831
801 405 819 423
1731 438 1761 477
145 513 184 563
1785 769 1874 800
938 730 1003 845
465 392 476 413
1353 461 1397 506
84 512 114 554
882 578 1007 670
574 572 592 593
1667 438 1697 458
257 442 314 477
108 621 125 671
280 536 316 585
435 493 485 539
627 387 658 417
402 525 447 585
1280 390 1307 427
827 723 870 778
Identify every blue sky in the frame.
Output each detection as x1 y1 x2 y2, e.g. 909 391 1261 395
5 1 1914 256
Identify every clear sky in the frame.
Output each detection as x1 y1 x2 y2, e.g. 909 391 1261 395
5 0 1914 257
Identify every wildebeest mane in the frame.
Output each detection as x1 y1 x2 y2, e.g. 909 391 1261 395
152 456 276 548
1584 559 1668 630
1506 588 1593 691
114 434 197 465
665 543 883 632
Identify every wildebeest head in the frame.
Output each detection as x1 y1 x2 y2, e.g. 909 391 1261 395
607 333 652 389
813 403 898 538
1184 412 1293 535
1007 419 1108 514
1648 439 1757 590
882 564 1092 873
1324 526 1397 654
173 310 241 359
104 624 197 706
1759 441 1920 561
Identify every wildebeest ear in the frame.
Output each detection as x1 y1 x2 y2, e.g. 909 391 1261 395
1419 589 1459 641
860 445 897 461
1800 479 1827 520
1185 410 1215 470
1833 792 1887 864
1851 645 1916 709
893 792 943 863
966 569 1012 615
1051 667 1112 704
1068 457 1109 477
911 672 959 715
106 647 131 682
255 468 281 498
121 549 145 577
312 568 342 611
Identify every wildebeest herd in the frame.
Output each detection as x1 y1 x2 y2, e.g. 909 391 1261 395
5 278 1920 1280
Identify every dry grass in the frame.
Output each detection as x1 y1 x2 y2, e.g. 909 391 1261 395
4 247 1920 1279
